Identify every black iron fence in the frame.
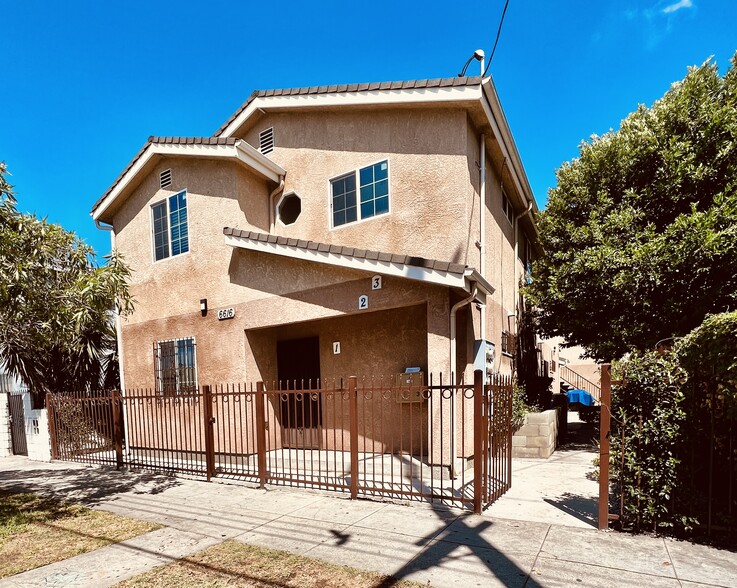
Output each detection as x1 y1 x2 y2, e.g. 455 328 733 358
47 371 513 513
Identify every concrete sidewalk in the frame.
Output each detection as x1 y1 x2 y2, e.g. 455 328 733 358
1 456 735 588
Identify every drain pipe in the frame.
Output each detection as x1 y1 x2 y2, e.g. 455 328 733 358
449 284 478 478
513 201 533 311
94 219 130 456
479 135 487 345
269 176 285 233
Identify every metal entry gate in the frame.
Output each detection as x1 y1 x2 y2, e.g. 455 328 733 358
9 394 28 456
48 370 513 512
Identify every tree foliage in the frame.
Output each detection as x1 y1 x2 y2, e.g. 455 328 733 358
0 162 134 398
527 54 737 360
677 310 737 397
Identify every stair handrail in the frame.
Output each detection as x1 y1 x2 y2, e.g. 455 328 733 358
560 365 601 403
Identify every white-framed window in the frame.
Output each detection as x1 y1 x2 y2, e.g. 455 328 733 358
155 337 197 395
330 160 389 228
502 190 514 224
151 190 189 262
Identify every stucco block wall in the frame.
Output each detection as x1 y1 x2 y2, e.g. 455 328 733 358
22 394 50 462
0 394 10 458
512 409 559 459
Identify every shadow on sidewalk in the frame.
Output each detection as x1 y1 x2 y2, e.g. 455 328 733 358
369 455 545 587
0 465 180 506
2 458 545 587
543 492 596 527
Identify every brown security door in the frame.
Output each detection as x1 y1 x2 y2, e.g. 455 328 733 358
276 337 321 448
9 395 28 456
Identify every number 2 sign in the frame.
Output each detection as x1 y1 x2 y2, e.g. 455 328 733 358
358 295 369 310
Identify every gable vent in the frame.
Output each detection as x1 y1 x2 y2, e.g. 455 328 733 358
259 127 274 154
160 169 172 189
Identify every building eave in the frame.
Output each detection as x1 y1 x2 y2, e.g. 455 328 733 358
223 228 492 300
216 78 484 138
91 138 285 222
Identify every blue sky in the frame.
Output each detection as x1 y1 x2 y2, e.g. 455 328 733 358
2 0 735 258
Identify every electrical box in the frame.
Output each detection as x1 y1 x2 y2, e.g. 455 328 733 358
473 340 496 383
395 368 425 403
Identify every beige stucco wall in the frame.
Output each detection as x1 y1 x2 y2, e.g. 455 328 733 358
464 116 528 377
109 102 535 460
114 157 274 326
239 108 476 265
120 258 451 390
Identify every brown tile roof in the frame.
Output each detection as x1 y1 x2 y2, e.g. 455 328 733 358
223 227 469 276
91 136 240 214
213 76 482 137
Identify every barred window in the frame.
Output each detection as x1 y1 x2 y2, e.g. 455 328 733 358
501 331 516 356
155 338 197 395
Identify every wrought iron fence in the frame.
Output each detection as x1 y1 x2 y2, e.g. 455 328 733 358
47 370 513 513
599 366 737 541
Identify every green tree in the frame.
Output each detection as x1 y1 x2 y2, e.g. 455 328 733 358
527 54 737 360
0 162 134 400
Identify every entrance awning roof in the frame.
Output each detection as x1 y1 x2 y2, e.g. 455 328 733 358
223 228 494 299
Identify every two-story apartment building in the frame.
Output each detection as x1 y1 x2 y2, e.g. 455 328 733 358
91 76 538 406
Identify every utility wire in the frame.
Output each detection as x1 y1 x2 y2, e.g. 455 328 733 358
483 0 511 77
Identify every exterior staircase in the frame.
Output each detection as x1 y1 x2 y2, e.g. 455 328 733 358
559 364 601 404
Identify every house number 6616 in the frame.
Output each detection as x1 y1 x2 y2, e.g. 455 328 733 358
217 308 235 320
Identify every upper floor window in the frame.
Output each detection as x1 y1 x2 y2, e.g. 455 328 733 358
331 160 389 228
502 190 514 224
152 190 189 261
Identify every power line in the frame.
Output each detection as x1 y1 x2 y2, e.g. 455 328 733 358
483 0 510 77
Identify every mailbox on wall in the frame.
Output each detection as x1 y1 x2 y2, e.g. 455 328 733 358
395 368 425 403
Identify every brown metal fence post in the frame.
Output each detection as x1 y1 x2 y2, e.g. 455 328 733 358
599 364 612 530
203 385 215 482
349 376 358 500
111 390 124 470
46 393 59 460
473 369 484 514
256 382 267 488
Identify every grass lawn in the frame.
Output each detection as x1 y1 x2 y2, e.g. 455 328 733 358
116 539 423 588
0 491 160 579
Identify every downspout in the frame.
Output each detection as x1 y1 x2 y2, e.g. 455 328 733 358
498 158 508 371
513 201 533 313
479 135 486 345
449 284 478 478
268 176 286 233
94 218 130 456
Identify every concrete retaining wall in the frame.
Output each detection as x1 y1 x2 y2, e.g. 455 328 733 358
0 393 10 458
512 409 559 459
